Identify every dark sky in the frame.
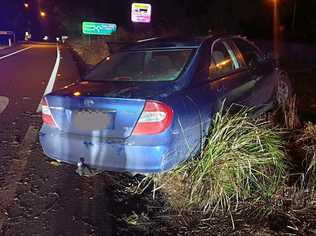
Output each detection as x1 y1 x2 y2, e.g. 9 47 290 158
1 0 316 42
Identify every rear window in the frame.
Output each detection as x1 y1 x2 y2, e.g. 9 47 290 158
84 49 194 82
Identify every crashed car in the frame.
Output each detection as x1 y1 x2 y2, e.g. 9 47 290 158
39 35 292 174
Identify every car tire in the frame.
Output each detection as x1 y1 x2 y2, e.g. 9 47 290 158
275 71 293 105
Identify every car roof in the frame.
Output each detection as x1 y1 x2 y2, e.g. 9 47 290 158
121 35 220 51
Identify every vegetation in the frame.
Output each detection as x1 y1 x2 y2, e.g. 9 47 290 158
296 122 316 190
68 37 110 66
139 107 286 217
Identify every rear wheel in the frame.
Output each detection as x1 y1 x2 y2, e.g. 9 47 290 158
276 71 293 105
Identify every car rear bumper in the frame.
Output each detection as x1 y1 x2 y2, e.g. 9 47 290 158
39 126 177 173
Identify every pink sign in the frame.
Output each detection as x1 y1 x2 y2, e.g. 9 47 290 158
131 3 152 23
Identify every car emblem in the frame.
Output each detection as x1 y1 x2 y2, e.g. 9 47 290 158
83 98 95 107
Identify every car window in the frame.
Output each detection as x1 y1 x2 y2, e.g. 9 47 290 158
84 49 194 82
233 38 263 68
226 40 247 69
209 41 239 79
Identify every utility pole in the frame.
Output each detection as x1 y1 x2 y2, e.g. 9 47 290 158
273 0 280 61
291 0 297 33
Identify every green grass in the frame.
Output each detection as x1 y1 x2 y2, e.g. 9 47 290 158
142 107 286 215
68 37 110 66
297 122 316 190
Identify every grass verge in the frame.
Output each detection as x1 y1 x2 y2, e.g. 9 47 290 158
140 107 286 218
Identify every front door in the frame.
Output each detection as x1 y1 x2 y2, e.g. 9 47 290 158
232 37 276 107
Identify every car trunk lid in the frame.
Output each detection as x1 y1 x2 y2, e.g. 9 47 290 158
44 94 145 139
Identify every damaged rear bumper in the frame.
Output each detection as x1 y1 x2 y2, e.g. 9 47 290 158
39 125 177 173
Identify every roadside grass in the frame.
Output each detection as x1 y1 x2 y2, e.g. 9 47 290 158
295 122 316 191
68 37 110 66
139 107 286 219
105 98 316 235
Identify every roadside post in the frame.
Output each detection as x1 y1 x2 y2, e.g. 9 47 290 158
130 3 152 35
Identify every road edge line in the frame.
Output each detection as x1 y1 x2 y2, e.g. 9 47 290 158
0 47 32 60
36 45 61 113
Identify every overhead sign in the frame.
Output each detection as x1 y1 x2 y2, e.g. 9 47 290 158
82 22 117 36
131 3 152 23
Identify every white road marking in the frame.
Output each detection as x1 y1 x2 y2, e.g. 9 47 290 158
36 45 61 112
0 47 32 60
0 96 9 114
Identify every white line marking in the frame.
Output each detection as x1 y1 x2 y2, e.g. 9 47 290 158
36 45 61 112
0 96 9 114
0 47 32 60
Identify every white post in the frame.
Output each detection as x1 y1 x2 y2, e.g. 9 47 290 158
8 38 12 47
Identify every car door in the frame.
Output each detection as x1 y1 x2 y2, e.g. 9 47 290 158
209 38 255 111
184 38 255 149
232 37 276 107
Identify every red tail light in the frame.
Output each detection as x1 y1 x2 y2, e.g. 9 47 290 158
41 98 57 128
132 100 173 135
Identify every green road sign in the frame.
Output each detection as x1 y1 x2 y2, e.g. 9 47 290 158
82 22 117 35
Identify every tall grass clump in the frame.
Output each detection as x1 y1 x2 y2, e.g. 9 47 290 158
296 123 316 190
146 107 286 215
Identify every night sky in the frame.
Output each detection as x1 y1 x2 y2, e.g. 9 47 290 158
1 0 316 42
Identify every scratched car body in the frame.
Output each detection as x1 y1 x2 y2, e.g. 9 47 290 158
39 35 287 174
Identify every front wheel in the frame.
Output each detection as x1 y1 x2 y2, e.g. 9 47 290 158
276 71 293 105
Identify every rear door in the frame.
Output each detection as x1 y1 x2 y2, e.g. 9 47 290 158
232 37 276 107
209 38 255 110
185 38 255 147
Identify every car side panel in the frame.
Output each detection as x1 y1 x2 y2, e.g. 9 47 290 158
249 60 277 106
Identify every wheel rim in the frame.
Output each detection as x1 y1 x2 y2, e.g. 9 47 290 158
276 74 289 104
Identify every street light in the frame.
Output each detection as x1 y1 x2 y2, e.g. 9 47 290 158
40 11 46 17
24 3 29 8
269 0 280 61
291 0 297 32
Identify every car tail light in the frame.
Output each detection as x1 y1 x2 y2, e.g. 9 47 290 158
41 97 57 128
132 100 173 135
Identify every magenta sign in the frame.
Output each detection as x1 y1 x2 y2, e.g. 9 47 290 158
131 3 152 23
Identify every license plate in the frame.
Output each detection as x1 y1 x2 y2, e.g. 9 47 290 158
72 110 114 131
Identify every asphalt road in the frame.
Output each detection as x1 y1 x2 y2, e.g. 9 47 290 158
0 43 79 121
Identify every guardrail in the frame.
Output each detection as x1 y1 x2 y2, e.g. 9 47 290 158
0 31 15 47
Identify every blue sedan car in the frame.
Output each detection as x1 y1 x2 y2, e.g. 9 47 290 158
39 35 291 174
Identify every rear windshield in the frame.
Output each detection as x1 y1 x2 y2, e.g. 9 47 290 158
84 49 194 82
